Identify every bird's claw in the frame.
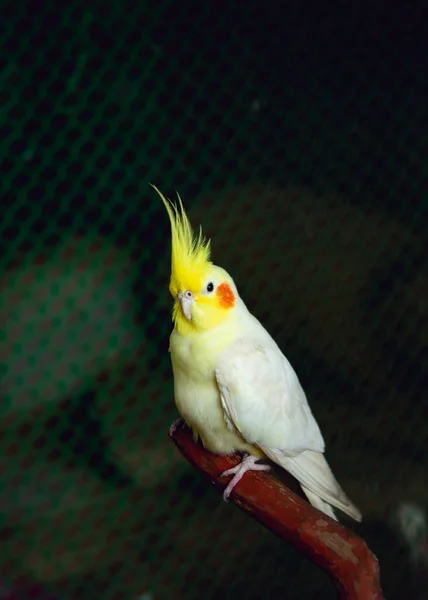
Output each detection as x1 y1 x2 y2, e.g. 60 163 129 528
169 418 183 437
221 454 270 501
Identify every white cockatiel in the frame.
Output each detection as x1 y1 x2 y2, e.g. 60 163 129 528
154 184 361 522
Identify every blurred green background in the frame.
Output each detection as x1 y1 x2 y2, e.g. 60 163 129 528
1 1 428 598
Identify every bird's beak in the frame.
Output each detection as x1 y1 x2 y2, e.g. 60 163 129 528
177 291 194 322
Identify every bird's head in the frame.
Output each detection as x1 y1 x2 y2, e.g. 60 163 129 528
153 185 237 334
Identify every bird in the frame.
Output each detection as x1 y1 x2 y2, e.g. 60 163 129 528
153 184 361 522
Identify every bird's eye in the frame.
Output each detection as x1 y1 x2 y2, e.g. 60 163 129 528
206 282 214 293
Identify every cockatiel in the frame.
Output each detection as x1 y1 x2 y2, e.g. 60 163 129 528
154 184 361 522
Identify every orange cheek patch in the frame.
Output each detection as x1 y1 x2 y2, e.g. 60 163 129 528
217 283 235 308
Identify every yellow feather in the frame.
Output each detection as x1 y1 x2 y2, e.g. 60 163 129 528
150 184 212 298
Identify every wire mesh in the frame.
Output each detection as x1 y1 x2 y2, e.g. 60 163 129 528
1 1 428 598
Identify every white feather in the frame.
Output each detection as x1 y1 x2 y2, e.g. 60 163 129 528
215 309 361 522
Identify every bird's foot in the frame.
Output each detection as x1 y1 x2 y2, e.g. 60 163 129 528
169 418 183 437
221 454 270 501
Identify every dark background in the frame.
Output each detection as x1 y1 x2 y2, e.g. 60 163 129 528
0 1 427 598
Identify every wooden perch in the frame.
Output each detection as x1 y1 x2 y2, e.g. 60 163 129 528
169 418 383 600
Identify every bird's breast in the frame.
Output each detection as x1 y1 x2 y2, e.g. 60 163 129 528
168 326 253 455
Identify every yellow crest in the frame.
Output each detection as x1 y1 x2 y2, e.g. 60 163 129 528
151 184 211 296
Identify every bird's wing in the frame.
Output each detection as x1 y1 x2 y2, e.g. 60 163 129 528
215 337 325 455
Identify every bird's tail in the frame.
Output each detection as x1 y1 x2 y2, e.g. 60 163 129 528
266 448 362 522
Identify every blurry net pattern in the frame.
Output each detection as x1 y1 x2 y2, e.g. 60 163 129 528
1 1 428 599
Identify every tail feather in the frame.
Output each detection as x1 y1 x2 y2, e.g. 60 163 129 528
301 486 339 521
264 448 362 522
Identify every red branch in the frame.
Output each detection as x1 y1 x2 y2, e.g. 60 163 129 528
169 419 383 600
